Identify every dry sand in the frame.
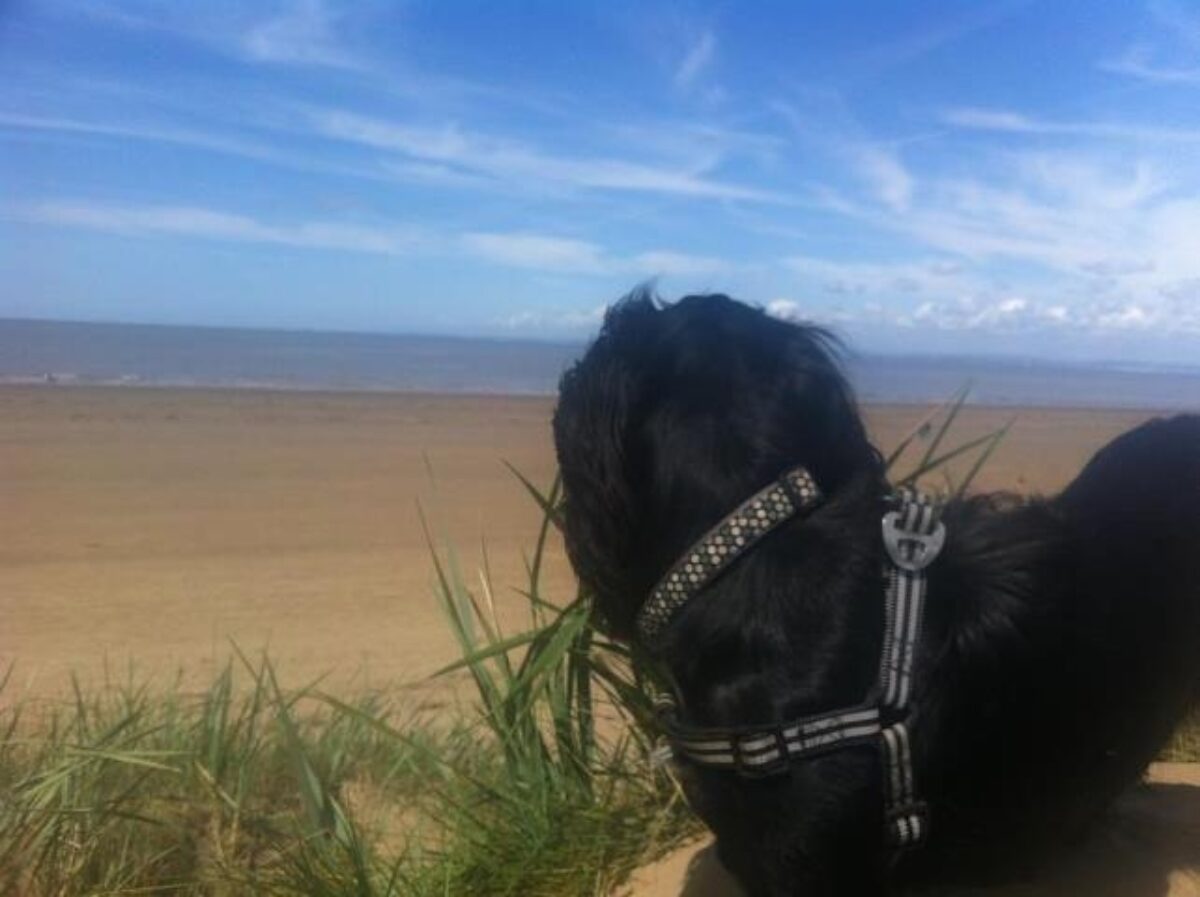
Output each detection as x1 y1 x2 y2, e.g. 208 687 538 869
1 384 1158 697
1 384 1196 894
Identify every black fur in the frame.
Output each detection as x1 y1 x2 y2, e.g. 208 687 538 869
552 290 1200 896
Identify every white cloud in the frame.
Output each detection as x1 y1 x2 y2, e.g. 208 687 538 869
463 233 608 274
83 0 368 71
911 295 1042 330
14 200 737 283
502 306 607 331
854 145 914 212
769 94 1200 340
784 255 968 297
13 201 425 255
0 112 281 162
1100 3 1200 87
241 0 362 70
765 299 803 321
941 107 1043 133
675 30 716 89
464 233 732 278
1100 45 1200 85
0 112 406 187
940 106 1200 143
630 250 728 277
310 109 780 201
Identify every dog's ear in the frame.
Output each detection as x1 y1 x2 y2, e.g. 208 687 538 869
777 330 880 493
554 293 662 639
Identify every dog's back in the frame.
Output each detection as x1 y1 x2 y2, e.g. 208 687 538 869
913 414 1200 883
1058 414 1200 752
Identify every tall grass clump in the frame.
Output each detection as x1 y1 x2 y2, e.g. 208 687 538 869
285 470 696 896
1163 711 1200 763
0 654 469 895
0 468 694 896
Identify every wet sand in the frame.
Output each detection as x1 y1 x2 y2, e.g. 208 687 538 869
0 384 1160 697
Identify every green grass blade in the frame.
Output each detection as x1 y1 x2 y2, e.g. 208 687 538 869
896 428 1003 487
884 390 962 472
955 417 1014 499
911 381 971 477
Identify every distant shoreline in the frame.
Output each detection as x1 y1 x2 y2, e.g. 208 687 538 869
2 318 1196 411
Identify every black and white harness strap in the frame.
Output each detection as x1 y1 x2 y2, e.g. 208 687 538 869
644 468 946 853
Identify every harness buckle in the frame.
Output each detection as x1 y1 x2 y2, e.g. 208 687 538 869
881 512 946 572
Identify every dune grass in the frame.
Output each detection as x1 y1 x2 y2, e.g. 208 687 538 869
0 611 693 896
1163 712 1200 763
0 471 695 896
2 392 1195 895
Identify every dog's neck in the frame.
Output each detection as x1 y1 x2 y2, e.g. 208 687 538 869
652 471 892 729
653 484 1061 741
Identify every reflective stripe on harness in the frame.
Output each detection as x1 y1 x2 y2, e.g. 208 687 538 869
651 482 945 853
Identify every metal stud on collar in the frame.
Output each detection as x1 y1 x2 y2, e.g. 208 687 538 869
636 465 822 644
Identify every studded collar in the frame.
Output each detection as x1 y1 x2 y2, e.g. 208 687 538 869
635 465 822 645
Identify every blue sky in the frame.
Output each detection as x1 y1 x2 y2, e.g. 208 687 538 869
3 1 1200 363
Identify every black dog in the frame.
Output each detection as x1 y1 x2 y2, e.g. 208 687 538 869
552 290 1200 896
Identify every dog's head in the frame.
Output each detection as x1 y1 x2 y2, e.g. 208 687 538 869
553 290 881 641
553 290 893 893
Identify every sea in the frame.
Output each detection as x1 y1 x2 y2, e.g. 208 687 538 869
1 318 1197 411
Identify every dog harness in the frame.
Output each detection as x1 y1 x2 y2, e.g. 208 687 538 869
637 466 945 852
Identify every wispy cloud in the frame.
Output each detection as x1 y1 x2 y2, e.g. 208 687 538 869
310 109 780 201
769 96 916 212
853 145 914 212
465 231 730 278
241 0 364 70
501 305 607 331
841 1 1028 82
13 200 732 283
630 250 729 277
462 233 608 274
784 255 967 296
1100 2 1200 86
800 136 1200 336
0 111 573 194
1100 44 1200 85
0 112 293 166
674 30 717 89
82 0 370 71
941 106 1200 142
12 201 426 255
1147 0 1200 47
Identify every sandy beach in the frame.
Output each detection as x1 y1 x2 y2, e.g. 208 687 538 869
1 384 1161 698
2 384 1196 894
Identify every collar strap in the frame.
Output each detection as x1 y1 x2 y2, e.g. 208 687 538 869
657 488 945 854
636 465 822 644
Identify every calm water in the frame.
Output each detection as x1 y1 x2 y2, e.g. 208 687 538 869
1 318 1197 410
